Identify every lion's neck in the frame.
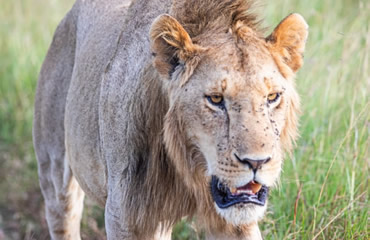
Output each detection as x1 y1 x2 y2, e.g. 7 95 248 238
123 64 197 236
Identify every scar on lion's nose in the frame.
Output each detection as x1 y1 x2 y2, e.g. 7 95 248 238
234 153 271 171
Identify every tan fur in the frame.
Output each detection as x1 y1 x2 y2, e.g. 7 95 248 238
33 0 308 239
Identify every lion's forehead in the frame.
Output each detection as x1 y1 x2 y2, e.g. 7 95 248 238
197 54 286 100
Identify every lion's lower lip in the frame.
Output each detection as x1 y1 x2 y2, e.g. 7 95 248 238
210 176 269 209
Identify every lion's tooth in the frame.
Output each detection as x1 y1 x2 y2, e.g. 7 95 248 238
236 189 253 195
249 182 262 194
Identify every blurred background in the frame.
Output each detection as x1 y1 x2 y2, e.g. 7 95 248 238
0 0 368 239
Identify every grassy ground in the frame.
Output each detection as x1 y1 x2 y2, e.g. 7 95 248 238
0 0 368 239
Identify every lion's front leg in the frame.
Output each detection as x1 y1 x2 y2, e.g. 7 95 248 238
105 189 136 240
105 182 172 240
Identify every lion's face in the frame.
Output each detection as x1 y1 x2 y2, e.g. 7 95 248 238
151 14 307 226
169 43 293 224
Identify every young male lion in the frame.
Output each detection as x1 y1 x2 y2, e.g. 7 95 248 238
33 0 308 239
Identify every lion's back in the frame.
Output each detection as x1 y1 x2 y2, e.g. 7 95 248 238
35 0 134 206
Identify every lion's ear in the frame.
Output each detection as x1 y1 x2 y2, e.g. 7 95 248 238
266 13 308 77
150 14 202 80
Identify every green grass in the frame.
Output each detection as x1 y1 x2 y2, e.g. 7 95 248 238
260 1 369 239
0 0 368 239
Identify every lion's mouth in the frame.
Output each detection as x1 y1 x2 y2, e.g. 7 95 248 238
210 176 269 208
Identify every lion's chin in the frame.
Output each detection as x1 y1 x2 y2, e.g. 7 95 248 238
214 203 267 225
210 175 269 225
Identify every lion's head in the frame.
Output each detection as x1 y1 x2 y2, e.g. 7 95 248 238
150 2 307 229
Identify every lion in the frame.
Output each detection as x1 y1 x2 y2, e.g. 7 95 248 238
33 0 308 239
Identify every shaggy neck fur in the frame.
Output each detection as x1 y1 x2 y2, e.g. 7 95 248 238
123 65 197 237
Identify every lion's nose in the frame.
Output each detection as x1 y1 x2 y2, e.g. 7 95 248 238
234 153 271 171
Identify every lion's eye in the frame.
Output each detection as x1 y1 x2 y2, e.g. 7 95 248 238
207 95 224 106
267 93 280 103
